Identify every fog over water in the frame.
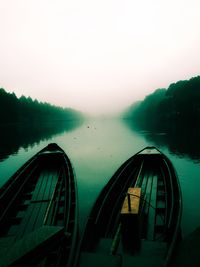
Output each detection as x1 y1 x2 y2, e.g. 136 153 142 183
1 1 200 114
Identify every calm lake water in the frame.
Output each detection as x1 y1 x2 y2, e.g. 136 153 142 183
0 118 200 238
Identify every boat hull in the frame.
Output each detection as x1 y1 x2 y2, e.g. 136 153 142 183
76 147 182 267
0 143 78 267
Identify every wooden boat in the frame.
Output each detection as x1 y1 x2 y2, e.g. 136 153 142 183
76 147 182 267
0 143 78 267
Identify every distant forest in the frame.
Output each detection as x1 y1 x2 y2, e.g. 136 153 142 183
124 76 200 130
0 88 83 124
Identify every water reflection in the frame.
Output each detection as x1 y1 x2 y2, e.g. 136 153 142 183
0 120 83 161
124 119 200 163
0 118 200 238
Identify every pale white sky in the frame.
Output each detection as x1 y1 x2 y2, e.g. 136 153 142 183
0 0 200 114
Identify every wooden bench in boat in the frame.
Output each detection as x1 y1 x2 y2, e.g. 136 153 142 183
0 226 65 267
120 188 141 253
121 188 141 215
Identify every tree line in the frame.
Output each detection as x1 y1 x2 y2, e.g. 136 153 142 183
0 88 83 124
124 76 200 130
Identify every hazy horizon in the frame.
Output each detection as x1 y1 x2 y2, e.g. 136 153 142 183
1 0 200 115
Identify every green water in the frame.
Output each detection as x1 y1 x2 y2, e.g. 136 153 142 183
0 118 200 238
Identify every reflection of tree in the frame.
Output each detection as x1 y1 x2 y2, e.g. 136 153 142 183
0 120 83 162
124 119 200 162
0 87 84 161
123 76 200 161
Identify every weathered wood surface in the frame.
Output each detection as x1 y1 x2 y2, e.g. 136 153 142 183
0 226 64 267
121 188 141 215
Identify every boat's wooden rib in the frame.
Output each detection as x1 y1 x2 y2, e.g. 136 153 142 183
0 143 78 267
75 146 182 267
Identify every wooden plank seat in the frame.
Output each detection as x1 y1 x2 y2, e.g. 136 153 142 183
121 188 141 215
0 226 65 267
120 188 141 253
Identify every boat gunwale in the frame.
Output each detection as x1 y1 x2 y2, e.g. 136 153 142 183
0 143 78 267
76 146 182 267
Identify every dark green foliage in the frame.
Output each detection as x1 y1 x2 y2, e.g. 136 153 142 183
165 77 200 123
124 76 200 130
0 89 18 123
0 88 83 124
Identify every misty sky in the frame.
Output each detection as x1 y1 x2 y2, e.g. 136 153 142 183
0 0 200 114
